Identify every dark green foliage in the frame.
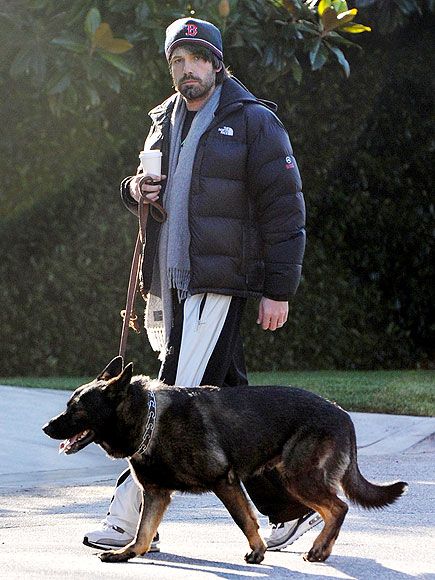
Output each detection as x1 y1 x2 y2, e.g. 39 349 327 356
242 23 434 371
0 158 160 376
0 2 433 375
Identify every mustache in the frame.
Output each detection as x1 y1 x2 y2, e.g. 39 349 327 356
179 74 202 84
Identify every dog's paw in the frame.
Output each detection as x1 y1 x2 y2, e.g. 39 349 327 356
303 548 328 562
245 549 265 564
99 549 136 563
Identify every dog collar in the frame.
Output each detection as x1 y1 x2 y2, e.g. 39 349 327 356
133 391 157 456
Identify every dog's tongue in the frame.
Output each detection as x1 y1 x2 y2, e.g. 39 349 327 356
59 434 80 454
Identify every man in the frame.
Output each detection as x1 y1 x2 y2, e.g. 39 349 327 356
84 17 320 553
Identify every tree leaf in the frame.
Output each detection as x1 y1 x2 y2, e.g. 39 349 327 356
337 9 358 25
92 23 111 49
296 21 320 35
321 7 340 32
341 23 372 33
332 0 349 13
99 52 135 75
135 1 150 22
51 37 86 53
263 46 275 67
318 0 332 16
86 85 100 107
101 38 133 54
102 70 121 93
328 45 350 77
309 39 328 70
322 7 357 33
93 23 133 54
327 30 362 48
85 8 101 38
290 57 303 84
395 0 420 15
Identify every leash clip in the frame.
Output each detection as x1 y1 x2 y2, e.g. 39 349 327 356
120 310 141 334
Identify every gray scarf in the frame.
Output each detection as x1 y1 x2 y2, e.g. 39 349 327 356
145 87 222 356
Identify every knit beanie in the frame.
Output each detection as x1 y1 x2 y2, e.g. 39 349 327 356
165 18 223 62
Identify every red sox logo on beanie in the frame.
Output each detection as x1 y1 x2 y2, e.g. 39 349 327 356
185 23 198 37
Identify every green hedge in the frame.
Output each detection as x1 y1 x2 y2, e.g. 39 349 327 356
0 21 433 375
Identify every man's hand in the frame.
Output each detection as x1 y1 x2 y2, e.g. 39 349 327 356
130 173 166 203
257 297 289 331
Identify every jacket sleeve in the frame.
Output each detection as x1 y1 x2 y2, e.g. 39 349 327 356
120 176 138 216
247 109 306 301
120 121 154 215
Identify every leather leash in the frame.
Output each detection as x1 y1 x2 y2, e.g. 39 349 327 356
119 175 167 359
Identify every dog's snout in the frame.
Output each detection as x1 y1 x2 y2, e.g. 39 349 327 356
42 420 57 437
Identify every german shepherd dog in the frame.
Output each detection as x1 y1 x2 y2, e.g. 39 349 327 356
43 357 407 565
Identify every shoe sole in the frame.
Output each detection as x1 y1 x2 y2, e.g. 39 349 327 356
266 515 322 551
83 538 160 552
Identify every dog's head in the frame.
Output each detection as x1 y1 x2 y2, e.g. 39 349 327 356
42 356 133 456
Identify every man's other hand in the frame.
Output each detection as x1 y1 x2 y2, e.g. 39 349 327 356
257 297 288 331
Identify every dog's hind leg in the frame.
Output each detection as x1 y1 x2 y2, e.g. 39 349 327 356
280 439 349 562
100 488 172 563
301 496 348 562
212 476 266 564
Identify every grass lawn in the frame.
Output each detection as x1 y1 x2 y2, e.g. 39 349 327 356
250 370 434 417
0 370 433 417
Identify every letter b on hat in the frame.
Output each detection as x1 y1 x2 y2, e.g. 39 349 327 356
186 23 198 36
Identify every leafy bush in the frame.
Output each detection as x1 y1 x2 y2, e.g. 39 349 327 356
0 1 433 374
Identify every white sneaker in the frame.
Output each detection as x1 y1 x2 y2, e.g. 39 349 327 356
266 511 322 551
83 522 160 552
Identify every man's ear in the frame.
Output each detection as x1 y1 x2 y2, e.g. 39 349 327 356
98 356 124 381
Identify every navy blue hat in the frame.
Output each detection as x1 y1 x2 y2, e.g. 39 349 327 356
165 18 223 62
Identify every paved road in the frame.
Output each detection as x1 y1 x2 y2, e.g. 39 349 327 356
0 385 434 579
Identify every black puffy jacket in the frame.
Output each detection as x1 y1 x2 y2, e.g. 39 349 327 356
121 77 306 301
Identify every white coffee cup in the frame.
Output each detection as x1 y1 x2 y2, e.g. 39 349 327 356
139 150 162 178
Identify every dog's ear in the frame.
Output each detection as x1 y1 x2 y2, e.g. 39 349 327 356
116 362 133 391
98 356 124 381
102 362 133 399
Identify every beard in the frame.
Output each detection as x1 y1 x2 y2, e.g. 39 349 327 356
175 71 216 102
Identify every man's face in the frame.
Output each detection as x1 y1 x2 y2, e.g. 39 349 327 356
170 47 218 103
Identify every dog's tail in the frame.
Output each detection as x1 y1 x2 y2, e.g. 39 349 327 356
341 426 408 509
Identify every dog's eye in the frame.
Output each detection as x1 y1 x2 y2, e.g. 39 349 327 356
66 396 80 410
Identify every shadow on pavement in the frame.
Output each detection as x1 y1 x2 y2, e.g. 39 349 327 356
112 550 433 579
331 554 433 580
123 552 330 579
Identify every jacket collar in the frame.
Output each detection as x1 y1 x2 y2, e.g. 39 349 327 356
217 76 278 114
148 94 177 127
148 76 278 128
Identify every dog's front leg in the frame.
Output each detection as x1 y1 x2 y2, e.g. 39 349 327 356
212 476 266 564
100 488 172 563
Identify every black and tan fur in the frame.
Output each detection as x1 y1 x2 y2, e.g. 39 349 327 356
43 356 407 565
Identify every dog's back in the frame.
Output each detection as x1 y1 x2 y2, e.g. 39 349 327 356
157 384 350 474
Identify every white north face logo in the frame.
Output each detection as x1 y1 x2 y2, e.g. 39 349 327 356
218 126 234 136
